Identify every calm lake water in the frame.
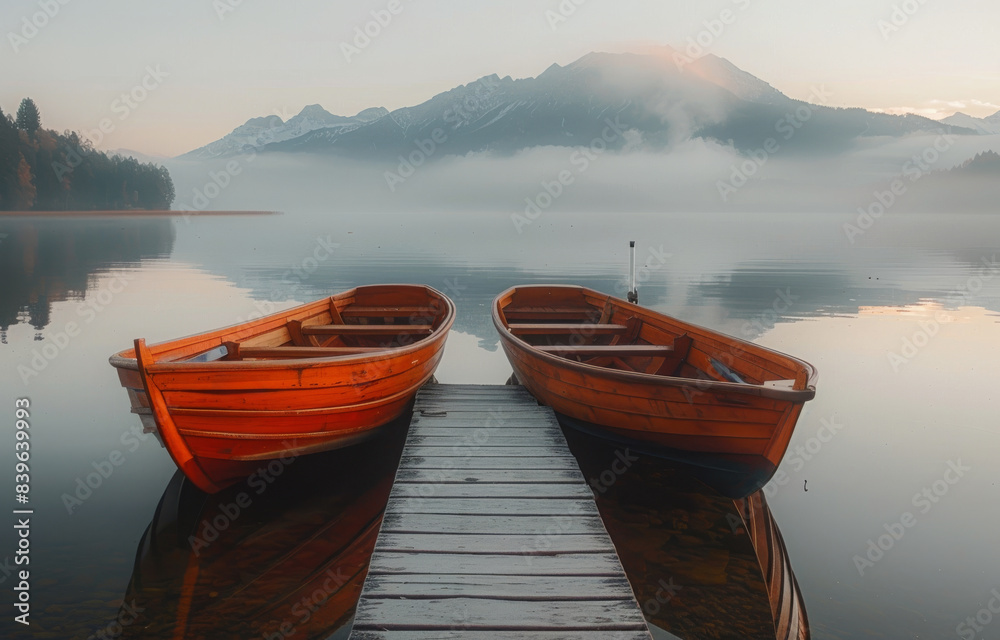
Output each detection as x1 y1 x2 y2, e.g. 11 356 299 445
1 210 998 639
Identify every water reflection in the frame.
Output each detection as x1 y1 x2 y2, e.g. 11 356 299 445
0 211 996 639
114 421 406 640
0 217 175 336
566 428 809 640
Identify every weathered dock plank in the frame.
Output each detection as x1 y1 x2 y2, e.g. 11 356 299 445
388 482 592 500
349 384 650 639
361 574 637 599
352 632 653 640
379 513 607 536
368 552 628 576
393 468 583 484
374 533 610 554
400 456 582 470
354 597 648 630
385 497 594 515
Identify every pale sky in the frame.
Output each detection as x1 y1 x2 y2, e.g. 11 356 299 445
2 0 997 157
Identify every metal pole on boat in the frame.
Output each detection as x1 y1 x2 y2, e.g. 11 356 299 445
627 241 639 304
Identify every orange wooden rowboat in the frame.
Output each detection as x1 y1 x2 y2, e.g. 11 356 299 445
110 284 454 493
493 285 817 497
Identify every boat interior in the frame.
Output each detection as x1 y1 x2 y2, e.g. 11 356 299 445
499 286 773 386
154 288 453 364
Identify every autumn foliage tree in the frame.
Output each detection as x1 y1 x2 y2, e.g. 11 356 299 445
15 153 36 209
0 98 175 211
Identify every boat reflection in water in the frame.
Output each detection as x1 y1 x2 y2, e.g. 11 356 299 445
116 420 407 640
565 428 809 640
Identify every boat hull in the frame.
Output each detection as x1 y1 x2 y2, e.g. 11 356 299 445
558 414 778 498
111 285 454 493
494 285 816 497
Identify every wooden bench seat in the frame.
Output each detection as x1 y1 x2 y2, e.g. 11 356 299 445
340 306 428 318
301 324 433 337
503 307 597 321
507 323 628 336
239 346 386 359
537 345 676 357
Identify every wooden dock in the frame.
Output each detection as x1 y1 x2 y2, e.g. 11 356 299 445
350 384 652 640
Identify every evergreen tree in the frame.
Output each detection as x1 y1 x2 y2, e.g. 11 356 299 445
0 99 174 211
0 107 21 208
15 98 41 137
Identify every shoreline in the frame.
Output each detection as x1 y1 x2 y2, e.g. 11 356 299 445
0 210 281 218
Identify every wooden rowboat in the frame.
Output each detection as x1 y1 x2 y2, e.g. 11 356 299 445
110 284 454 493
493 285 817 497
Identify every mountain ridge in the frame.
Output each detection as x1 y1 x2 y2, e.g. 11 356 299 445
940 110 1000 134
180 50 976 161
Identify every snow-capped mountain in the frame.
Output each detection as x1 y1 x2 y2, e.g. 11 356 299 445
182 50 974 160
940 110 1000 134
181 105 389 159
678 50 789 105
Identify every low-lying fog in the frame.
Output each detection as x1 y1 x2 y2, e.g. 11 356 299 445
165 133 999 215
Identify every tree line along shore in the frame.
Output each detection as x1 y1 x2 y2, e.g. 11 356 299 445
0 98 175 212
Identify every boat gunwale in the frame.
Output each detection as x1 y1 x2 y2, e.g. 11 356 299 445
493 284 817 403
109 284 456 373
